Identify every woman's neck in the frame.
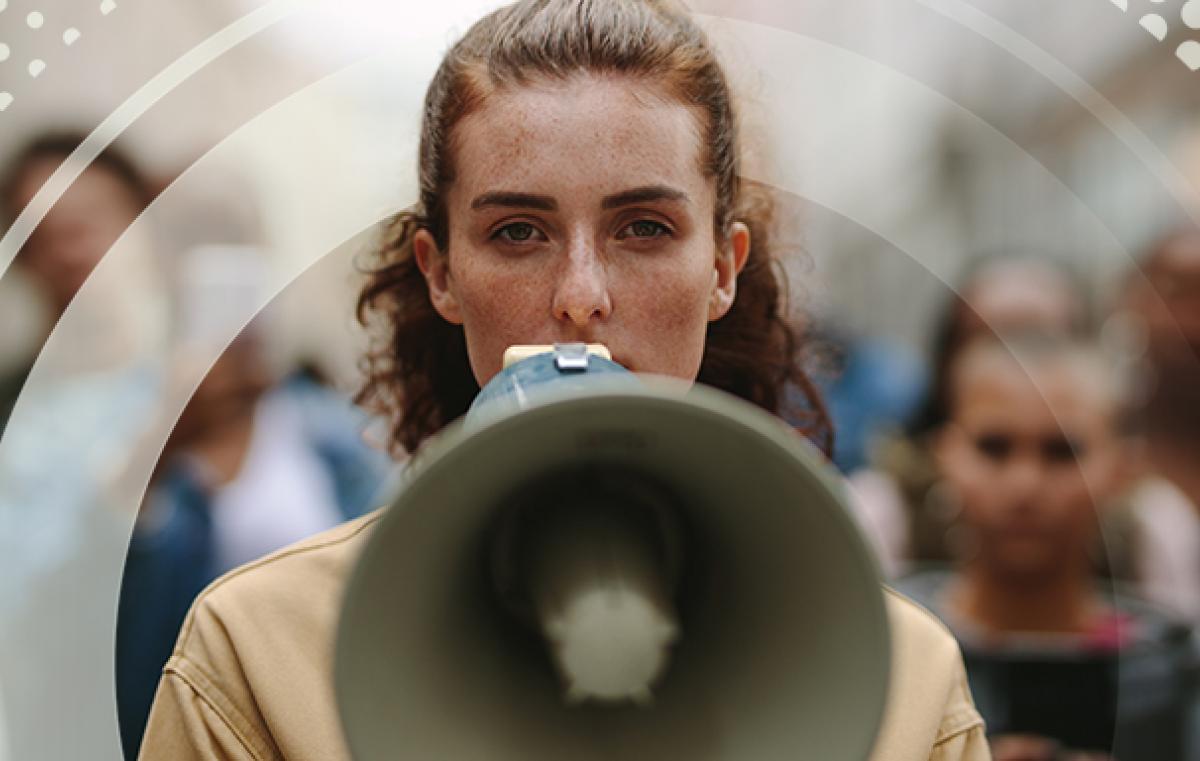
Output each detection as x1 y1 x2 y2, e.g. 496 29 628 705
952 559 1103 636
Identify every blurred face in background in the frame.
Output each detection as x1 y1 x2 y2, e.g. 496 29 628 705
1125 232 1200 423
936 345 1126 581
12 156 144 315
415 74 749 387
170 335 272 443
1136 233 1200 353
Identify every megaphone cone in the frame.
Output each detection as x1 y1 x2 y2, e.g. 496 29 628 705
336 350 889 760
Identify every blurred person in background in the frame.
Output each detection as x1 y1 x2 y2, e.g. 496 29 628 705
848 254 1090 576
908 256 1090 441
0 132 156 433
810 323 927 578
897 336 1196 761
0 130 394 759
0 131 194 760
0 131 171 617
813 323 928 475
1106 228 1200 630
116 330 393 760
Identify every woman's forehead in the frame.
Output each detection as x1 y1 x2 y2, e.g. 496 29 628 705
954 354 1113 431
447 75 711 204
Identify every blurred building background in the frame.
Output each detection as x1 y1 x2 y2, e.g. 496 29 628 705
2 0 1196 381
0 0 1195 374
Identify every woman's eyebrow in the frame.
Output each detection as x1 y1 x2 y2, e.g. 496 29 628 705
601 185 689 209
470 191 557 211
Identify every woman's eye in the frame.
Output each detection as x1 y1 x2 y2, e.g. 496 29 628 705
493 222 542 243
974 433 1013 462
1042 436 1081 464
620 219 671 239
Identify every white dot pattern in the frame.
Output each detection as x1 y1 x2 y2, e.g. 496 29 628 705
0 1 119 114
1185 0 1200 29
1109 0 1200 72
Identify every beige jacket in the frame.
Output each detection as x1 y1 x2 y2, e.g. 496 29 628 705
138 512 989 760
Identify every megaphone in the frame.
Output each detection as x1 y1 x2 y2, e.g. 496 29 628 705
335 344 890 760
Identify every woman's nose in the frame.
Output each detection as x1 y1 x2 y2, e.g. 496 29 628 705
552 239 612 328
1004 453 1045 499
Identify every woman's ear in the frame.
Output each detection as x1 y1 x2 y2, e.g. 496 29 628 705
709 221 751 321
414 229 463 324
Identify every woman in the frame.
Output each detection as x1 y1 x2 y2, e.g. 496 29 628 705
138 1 988 758
899 335 1194 761
850 254 1090 576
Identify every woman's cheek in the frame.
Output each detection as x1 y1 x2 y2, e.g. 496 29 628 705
457 256 547 325
625 277 712 376
462 293 546 354
449 261 538 379
633 250 711 317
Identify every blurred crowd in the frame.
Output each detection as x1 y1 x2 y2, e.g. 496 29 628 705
1 128 1199 761
0 133 396 759
828 240 1200 759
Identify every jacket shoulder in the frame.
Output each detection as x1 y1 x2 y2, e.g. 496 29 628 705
174 510 382 656
883 585 962 656
873 587 986 758
147 513 382 761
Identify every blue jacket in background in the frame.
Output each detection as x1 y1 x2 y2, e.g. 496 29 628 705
115 376 395 760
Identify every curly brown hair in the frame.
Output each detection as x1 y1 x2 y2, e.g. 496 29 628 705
356 0 831 457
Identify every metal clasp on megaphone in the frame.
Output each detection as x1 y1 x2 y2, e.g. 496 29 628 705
500 343 611 373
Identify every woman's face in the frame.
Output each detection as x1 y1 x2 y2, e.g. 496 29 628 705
936 354 1124 580
14 157 143 315
415 74 749 387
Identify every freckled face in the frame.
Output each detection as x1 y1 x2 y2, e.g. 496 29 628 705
416 74 746 387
